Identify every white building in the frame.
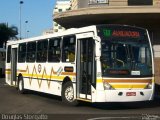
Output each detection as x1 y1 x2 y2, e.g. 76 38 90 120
53 0 71 33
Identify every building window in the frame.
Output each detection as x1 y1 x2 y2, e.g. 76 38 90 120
36 40 48 62
58 9 62 12
59 26 62 29
128 0 153 5
18 43 26 63
54 29 58 32
66 7 71 11
54 22 58 26
62 35 76 62
89 0 109 4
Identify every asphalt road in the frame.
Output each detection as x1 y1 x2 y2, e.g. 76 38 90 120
0 78 160 120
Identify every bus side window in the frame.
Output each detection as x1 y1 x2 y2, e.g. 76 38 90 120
36 40 48 62
26 42 36 62
18 43 26 63
62 35 76 62
7 46 11 63
48 37 61 62
0 51 5 61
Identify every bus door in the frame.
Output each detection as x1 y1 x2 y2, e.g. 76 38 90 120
11 45 18 86
77 35 96 100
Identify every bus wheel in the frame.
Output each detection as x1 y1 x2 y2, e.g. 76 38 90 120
18 77 25 94
62 82 78 106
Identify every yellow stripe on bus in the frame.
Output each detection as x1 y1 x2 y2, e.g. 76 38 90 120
111 84 147 89
97 78 153 83
5 72 72 81
97 79 103 83
22 73 72 81
77 98 92 102
5 71 11 74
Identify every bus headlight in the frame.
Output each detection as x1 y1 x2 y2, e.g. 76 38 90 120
145 83 152 89
103 82 114 90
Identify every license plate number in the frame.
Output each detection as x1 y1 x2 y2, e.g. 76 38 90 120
126 92 136 96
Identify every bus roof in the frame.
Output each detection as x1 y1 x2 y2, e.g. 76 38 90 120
6 24 147 46
7 25 97 45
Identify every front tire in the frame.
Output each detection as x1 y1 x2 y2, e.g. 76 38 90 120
18 77 25 94
62 82 78 106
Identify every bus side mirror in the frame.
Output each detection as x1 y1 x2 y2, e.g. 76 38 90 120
94 38 101 58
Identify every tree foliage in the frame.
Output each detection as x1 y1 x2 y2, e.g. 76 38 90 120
0 23 18 47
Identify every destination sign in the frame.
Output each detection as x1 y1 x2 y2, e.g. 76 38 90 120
96 25 147 42
103 29 140 38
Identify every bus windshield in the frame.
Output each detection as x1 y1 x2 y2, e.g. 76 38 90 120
97 25 152 77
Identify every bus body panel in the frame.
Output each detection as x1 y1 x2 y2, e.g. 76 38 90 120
17 62 76 96
5 65 11 85
95 89 153 102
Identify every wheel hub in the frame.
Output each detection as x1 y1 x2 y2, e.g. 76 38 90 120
65 86 74 102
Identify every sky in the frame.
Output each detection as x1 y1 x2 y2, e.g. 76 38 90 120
0 0 56 38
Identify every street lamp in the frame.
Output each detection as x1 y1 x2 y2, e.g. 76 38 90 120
27 30 29 38
19 0 24 40
25 20 28 38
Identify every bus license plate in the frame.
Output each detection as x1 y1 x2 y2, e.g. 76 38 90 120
126 92 136 96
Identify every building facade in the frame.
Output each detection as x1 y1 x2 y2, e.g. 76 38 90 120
53 0 71 33
71 0 160 9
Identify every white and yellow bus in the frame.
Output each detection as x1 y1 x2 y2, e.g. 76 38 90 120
6 24 154 105
0 48 5 77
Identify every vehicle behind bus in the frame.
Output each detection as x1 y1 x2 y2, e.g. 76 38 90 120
0 48 5 77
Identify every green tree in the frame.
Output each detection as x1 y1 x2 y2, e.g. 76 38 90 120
0 23 18 47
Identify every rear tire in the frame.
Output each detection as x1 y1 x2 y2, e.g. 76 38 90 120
18 77 25 94
62 82 78 106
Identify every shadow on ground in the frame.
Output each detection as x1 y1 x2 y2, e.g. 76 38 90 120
1 78 160 110
24 89 160 110
155 83 160 96
91 98 160 110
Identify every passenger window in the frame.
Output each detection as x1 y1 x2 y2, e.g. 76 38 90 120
26 42 36 62
36 40 48 62
7 46 11 63
18 43 26 63
48 38 61 62
62 35 76 62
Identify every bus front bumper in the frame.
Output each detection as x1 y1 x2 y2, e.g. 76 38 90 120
94 89 154 102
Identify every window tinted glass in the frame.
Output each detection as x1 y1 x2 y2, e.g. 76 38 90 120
48 38 61 62
128 0 153 5
37 40 48 62
7 46 11 63
62 35 76 62
26 42 36 62
18 43 26 63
